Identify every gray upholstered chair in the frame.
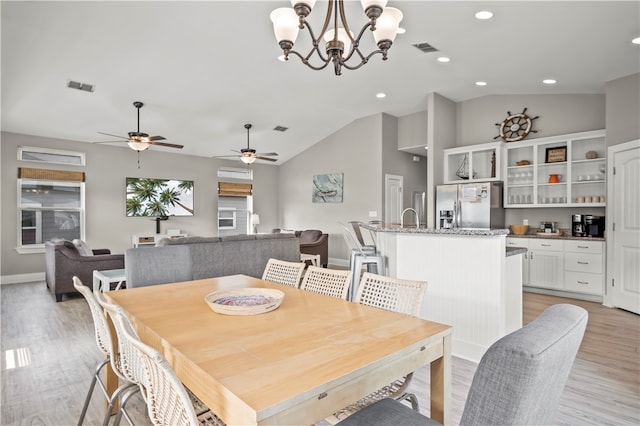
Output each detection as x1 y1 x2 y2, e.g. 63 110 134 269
336 303 588 426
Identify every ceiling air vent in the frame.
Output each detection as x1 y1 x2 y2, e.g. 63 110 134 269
412 42 439 53
273 126 288 132
67 80 95 93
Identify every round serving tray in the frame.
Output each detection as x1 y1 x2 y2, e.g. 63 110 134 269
204 288 284 316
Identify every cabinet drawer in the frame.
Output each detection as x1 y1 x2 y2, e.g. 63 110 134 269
565 253 603 274
565 240 603 254
529 239 563 251
564 271 603 295
506 237 528 247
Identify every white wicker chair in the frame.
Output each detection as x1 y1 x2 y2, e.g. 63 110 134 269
107 306 225 426
300 266 352 300
262 258 306 288
331 273 428 422
72 276 137 426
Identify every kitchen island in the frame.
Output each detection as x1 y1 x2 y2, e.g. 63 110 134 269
363 224 523 363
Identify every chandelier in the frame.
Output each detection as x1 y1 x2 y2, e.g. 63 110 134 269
270 1 403 76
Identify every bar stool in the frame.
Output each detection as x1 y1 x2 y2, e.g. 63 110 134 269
339 222 385 300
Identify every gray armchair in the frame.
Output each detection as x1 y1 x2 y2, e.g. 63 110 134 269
45 239 124 302
337 303 588 426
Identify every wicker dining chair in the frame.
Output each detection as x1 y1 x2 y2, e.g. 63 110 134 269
331 272 428 422
72 277 137 426
107 305 225 426
262 258 306 288
299 266 353 300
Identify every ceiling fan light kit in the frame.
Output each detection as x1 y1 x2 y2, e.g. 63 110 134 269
213 124 278 164
270 0 403 75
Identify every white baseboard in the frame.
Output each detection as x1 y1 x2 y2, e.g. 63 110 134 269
0 272 45 285
329 257 349 267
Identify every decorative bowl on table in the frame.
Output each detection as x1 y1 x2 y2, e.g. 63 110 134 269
205 288 284 315
510 225 530 235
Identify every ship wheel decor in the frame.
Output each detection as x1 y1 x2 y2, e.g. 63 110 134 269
494 108 539 142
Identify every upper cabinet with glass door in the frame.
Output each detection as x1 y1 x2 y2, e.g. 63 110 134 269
504 129 605 208
443 141 503 183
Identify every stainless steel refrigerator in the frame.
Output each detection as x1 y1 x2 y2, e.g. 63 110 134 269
436 182 504 229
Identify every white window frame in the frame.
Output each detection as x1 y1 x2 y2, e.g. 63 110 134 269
218 208 236 230
18 146 86 166
16 178 86 254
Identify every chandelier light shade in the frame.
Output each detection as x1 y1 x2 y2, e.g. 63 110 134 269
270 0 403 75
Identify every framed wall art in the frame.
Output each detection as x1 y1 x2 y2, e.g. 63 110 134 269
545 146 567 163
312 173 343 203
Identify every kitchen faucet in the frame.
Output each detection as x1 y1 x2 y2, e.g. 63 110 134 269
400 208 420 229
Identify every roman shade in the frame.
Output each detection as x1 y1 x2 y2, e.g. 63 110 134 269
218 182 252 196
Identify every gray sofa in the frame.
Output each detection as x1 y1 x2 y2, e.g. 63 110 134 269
125 234 300 288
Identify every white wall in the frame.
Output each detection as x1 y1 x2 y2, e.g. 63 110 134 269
605 73 640 146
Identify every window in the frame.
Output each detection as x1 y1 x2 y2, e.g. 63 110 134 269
17 168 85 253
218 208 236 230
18 146 85 166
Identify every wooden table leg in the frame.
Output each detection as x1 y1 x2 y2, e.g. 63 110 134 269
430 333 452 425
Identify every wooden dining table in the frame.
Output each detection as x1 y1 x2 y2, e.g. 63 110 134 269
104 274 452 425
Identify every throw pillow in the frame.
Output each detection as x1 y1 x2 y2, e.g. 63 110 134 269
72 239 93 256
299 230 322 244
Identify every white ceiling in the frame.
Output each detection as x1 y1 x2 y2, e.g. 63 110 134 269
2 1 639 163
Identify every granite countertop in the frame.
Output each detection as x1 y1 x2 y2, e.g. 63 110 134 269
506 246 528 257
507 232 605 242
362 224 510 237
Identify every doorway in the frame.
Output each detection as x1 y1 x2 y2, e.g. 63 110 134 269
385 174 403 224
607 140 640 314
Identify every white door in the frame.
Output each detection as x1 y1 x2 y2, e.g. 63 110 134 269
610 143 640 314
385 174 403 224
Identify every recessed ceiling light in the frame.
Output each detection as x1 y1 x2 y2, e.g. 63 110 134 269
437 56 450 63
633 37 640 44
475 81 487 86
277 54 286 62
397 27 406 34
475 11 493 20
376 93 386 99
543 79 557 85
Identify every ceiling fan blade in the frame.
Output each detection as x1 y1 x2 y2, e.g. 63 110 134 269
97 131 128 140
148 135 166 141
94 140 127 144
213 155 242 159
255 156 278 162
148 141 184 149
255 152 278 157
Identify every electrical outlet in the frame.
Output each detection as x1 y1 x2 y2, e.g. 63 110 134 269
523 219 529 226
369 211 377 218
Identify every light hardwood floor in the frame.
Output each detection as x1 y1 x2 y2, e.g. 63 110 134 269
1 282 638 425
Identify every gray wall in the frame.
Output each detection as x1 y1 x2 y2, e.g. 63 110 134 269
605 73 640 146
1 131 279 279
278 113 426 262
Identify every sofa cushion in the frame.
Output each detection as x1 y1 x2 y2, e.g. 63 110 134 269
72 239 93 256
299 230 322 244
157 236 221 246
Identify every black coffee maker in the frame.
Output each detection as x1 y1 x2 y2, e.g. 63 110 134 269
584 215 605 238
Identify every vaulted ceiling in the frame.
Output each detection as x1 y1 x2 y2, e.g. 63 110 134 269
2 1 639 163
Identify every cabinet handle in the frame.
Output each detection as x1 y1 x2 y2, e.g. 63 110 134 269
541 244 551 247
577 245 588 249
577 281 589 285
578 261 589 265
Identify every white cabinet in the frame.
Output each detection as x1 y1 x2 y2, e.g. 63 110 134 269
564 240 604 295
528 239 564 290
506 237 530 285
504 130 605 208
443 141 503 183
507 237 606 298
132 233 187 247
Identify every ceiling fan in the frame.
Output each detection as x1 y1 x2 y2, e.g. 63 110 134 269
214 124 278 164
96 101 183 151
